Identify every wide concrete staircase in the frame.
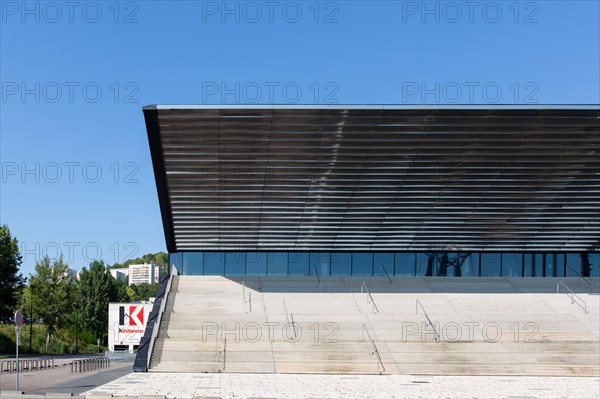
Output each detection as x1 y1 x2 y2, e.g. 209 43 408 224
149 275 599 376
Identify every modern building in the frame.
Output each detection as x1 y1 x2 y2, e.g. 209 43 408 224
144 105 599 278
134 105 600 375
110 264 161 285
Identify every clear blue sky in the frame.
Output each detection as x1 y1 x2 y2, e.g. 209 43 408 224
1 0 599 277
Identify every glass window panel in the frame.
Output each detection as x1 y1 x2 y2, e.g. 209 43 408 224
533 254 543 277
352 253 373 276
374 253 394 277
544 254 556 277
481 253 500 277
204 252 224 275
458 253 475 277
589 254 600 278
225 252 245 276
444 253 471 277
169 252 183 275
415 253 431 276
555 254 565 277
566 253 581 276
524 254 533 277
331 253 351 275
246 252 267 276
502 253 522 277
395 253 415 276
310 253 330 276
183 252 203 275
289 252 309 276
267 252 288 276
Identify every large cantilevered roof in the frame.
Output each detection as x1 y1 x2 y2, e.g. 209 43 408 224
144 105 600 253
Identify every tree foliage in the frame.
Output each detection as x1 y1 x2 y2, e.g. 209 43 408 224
29 255 73 351
0 225 25 318
77 260 127 342
109 251 168 274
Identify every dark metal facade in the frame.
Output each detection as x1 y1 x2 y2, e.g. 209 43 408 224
144 105 600 253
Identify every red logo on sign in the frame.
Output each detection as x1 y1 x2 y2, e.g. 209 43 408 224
129 306 144 326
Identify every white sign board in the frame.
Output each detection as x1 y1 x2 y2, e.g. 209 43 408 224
108 302 154 352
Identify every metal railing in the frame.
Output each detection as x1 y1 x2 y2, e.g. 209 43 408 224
361 281 379 314
282 299 298 338
416 300 440 342
566 266 599 292
70 357 110 373
312 263 322 291
1 358 54 373
242 280 246 312
222 337 227 371
133 265 177 372
242 281 252 313
380 264 392 284
362 324 385 374
557 280 589 314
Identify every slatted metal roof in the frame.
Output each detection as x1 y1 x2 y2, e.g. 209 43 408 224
144 105 600 253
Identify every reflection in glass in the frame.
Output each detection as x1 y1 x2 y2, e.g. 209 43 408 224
310 253 330 276
183 252 203 275
225 252 245 275
524 254 533 277
352 253 373 276
566 253 580 276
544 253 555 277
481 253 500 277
555 253 565 277
169 252 183 275
289 252 309 276
589 254 600 278
246 252 267 275
374 253 394 276
331 252 351 275
204 252 224 275
415 253 430 276
395 253 415 276
502 253 522 277
534 254 543 277
268 252 288 275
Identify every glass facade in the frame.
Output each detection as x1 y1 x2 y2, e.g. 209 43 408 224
170 251 600 278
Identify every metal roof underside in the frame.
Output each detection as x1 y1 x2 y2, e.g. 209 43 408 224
144 105 600 253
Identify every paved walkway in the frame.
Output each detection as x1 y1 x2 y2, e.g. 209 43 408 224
0 360 133 395
85 373 600 399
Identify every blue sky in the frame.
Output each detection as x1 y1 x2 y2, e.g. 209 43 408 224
1 0 599 277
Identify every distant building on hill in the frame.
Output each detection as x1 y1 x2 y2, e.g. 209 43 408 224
110 263 161 285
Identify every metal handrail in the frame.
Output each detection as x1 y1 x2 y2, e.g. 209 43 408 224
557 280 589 314
290 312 298 338
416 300 440 341
380 264 392 284
133 265 177 371
566 265 595 288
362 324 385 374
242 280 247 312
282 299 297 338
222 338 227 371
361 281 379 314
312 263 322 291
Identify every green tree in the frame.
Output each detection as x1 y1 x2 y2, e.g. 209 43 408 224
0 225 25 318
78 260 126 343
29 255 73 351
